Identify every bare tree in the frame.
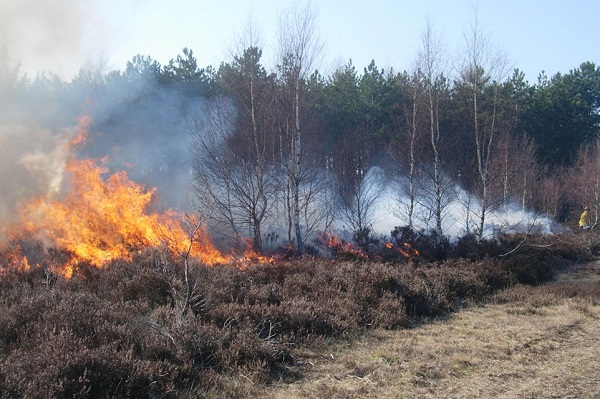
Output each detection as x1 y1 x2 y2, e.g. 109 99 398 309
190 18 278 252
190 85 276 251
535 169 564 220
567 139 600 227
157 213 207 316
416 18 453 239
490 133 538 212
458 11 510 240
275 1 323 252
334 137 385 250
405 72 420 229
389 70 423 230
190 97 239 241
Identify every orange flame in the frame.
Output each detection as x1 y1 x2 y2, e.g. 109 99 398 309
0 242 32 276
18 156 232 277
236 238 276 266
22 256 31 271
321 232 368 260
4 116 244 277
393 242 420 258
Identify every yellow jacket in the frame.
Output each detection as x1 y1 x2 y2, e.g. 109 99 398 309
579 209 591 227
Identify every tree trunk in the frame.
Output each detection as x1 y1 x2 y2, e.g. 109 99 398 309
293 78 304 252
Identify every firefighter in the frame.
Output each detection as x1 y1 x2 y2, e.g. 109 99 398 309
579 206 591 230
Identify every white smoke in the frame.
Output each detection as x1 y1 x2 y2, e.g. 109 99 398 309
0 0 141 80
0 124 76 223
372 177 559 241
19 136 71 196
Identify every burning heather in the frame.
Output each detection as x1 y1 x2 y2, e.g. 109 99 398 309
1 116 232 277
317 231 419 262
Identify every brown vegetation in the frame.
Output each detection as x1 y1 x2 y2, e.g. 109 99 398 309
262 281 600 399
1 231 600 398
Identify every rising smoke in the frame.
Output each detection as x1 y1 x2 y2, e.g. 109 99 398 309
0 84 198 220
372 177 562 241
0 1 562 248
0 124 72 224
0 39 198 234
0 0 119 80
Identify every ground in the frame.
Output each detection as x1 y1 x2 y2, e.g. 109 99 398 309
252 260 600 398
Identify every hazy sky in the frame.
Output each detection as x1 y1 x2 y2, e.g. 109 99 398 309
1 0 598 83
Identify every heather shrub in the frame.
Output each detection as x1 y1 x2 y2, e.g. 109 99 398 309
1 229 594 397
120 271 174 307
2 329 185 398
370 292 410 328
450 233 503 260
500 253 555 285
0 294 187 398
493 281 600 306
549 230 600 261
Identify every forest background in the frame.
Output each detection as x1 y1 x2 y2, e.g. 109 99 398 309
0 3 599 256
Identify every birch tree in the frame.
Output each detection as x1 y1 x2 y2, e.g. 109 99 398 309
457 12 510 240
417 18 452 239
389 70 422 230
275 1 323 252
191 27 276 251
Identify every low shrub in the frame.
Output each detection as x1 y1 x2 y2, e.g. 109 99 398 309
0 230 592 397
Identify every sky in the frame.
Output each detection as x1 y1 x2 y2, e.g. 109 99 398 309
0 0 598 84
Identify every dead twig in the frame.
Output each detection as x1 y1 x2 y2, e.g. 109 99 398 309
497 213 546 258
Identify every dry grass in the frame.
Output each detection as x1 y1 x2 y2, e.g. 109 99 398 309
237 265 600 399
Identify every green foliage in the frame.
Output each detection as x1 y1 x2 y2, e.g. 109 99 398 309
523 62 600 167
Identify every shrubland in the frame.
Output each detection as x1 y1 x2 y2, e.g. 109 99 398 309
1 229 599 398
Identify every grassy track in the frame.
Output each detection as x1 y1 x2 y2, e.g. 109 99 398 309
247 262 600 399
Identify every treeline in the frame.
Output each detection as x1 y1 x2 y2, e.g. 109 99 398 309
1 11 599 254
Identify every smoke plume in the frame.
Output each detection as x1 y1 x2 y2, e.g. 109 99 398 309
0 124 75 224
0 0 117 79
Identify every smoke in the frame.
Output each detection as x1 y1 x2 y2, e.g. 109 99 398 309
0 0 564 247
79 81 198 212
0 0 142 80
369 172 561 241
0 124 75 225
0 77 198 234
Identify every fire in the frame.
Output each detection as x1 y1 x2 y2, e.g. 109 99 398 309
22 256 30 271
16 156 231 277
320 232 368 260
316 232 420 261
384 241 419 258
3 117 235 277
396 242 420 258
237 238 276 266
1 116 420 279
157 211 232 266
0 241 33 276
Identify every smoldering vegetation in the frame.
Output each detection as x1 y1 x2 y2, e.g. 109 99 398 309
0 49 598 255
0 4 598 396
